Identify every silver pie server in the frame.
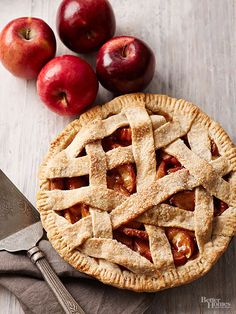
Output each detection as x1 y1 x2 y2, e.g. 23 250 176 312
0 169 85 314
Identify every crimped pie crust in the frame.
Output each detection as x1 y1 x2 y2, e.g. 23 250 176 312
37 93 236 292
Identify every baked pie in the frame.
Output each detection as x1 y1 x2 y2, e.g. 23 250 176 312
37 93 236 292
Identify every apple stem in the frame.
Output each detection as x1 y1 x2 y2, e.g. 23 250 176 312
86 30 96 40
122 45 128 58
25 29 31 40
60 92 69 108
20 28 31 40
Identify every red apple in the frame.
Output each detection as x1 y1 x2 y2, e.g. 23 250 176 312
37 55 98 116
56 0 116 53
96 36 156 94
0 17 56 79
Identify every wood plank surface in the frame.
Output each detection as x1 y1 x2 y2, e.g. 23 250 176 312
0 0 235 313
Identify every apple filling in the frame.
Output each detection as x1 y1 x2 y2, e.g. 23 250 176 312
169 190 195 211
113 222 152 262
213 197 228 216
113 222 197 266
107 164 136 196
50 176 90 224
156 151 184 179
165 228 197 266
211 139 220 157
102 126 132 151
49 128 228 266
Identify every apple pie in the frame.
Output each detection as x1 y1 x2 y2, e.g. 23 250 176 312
37 93 236 291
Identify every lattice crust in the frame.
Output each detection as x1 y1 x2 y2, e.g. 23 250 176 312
37 93 236 292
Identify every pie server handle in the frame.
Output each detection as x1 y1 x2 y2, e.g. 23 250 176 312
28 246 85 314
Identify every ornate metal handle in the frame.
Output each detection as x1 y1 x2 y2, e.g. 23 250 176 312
28 246 85 314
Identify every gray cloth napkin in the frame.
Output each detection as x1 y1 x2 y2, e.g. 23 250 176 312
0 240 154 314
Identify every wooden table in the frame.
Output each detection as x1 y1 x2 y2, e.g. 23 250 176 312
0 0 235 313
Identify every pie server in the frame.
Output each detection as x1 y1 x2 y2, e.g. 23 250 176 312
0 169 85 314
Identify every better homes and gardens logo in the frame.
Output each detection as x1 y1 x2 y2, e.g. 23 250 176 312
201 296 231 309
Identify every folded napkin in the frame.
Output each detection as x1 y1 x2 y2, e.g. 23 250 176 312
0 240 154 314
